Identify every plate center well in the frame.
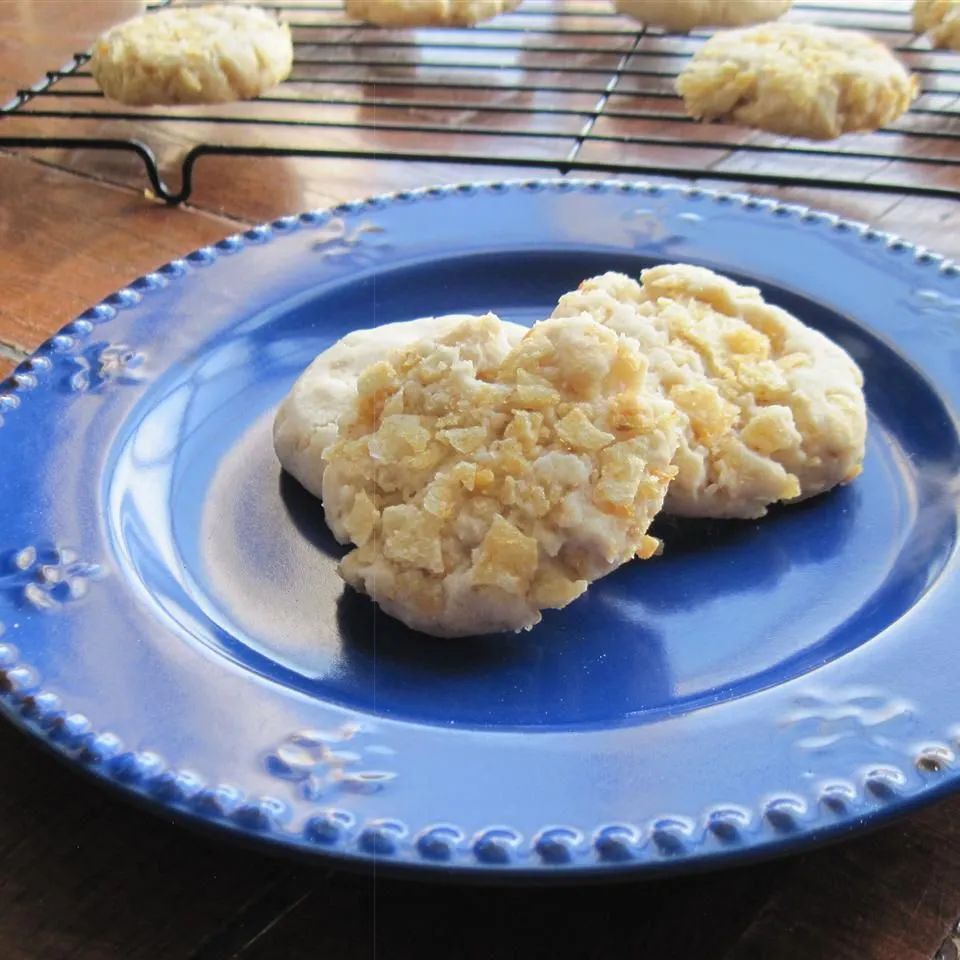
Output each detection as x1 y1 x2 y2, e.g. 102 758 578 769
105 252 959 729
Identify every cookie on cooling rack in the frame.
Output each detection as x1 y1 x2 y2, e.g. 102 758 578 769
90 5 293 106
915 0 960 49
676 23 917 140
345 0 521 27
552 266 867 521
614 0 792 31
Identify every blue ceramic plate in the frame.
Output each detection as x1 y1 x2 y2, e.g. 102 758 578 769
2 179 959 879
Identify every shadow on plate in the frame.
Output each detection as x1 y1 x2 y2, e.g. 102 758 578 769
334 586 674 725
336 587 530 674
278 470 347 561
637 483 859 613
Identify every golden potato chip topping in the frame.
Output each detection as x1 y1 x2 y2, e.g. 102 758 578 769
552 266 867 520
322 314 679 637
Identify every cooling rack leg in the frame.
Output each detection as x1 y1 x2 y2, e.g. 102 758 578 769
0 137 190 204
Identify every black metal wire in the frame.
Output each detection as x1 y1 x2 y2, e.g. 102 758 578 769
2 0 958 205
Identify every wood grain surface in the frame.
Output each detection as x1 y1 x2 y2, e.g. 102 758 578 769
2 3 960 958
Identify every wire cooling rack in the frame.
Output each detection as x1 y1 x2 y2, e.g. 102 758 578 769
2 0 960 204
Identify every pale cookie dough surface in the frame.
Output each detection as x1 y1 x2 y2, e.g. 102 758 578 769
552 267 866 520
321 314 679 637
914 0 960 49
614 0 792 31
345 0 521 27
677 23 917 139
90 5 293 106
274 314 525 501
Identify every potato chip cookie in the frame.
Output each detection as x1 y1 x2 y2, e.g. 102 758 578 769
915 0 960 49
614 0 792 32
321 314 680 637
274 314 525 501
552 266 866 520
345 0 521 27
677 23 917 139
90 5 293 106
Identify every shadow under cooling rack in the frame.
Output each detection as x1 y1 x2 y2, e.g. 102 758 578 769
3 0 960 203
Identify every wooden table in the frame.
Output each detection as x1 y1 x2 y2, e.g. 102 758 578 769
3 4 960 958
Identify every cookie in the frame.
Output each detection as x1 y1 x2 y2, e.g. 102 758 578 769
90 5 292 106
345 0 521 27
614 0 792 32
552 267 866 520
274 314 526 501
321 314 679 637
914 0 960 49
677 23 917 139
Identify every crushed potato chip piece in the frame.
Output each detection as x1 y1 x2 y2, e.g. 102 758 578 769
669 383 738 446
343 490 379 546
369 414 431 461
439 426 488 453
596 440 654 508
471 516 540 595
381 504 444 574
741 405 802 456
636 534 661 560
531 571 588 608
557 408 616 452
